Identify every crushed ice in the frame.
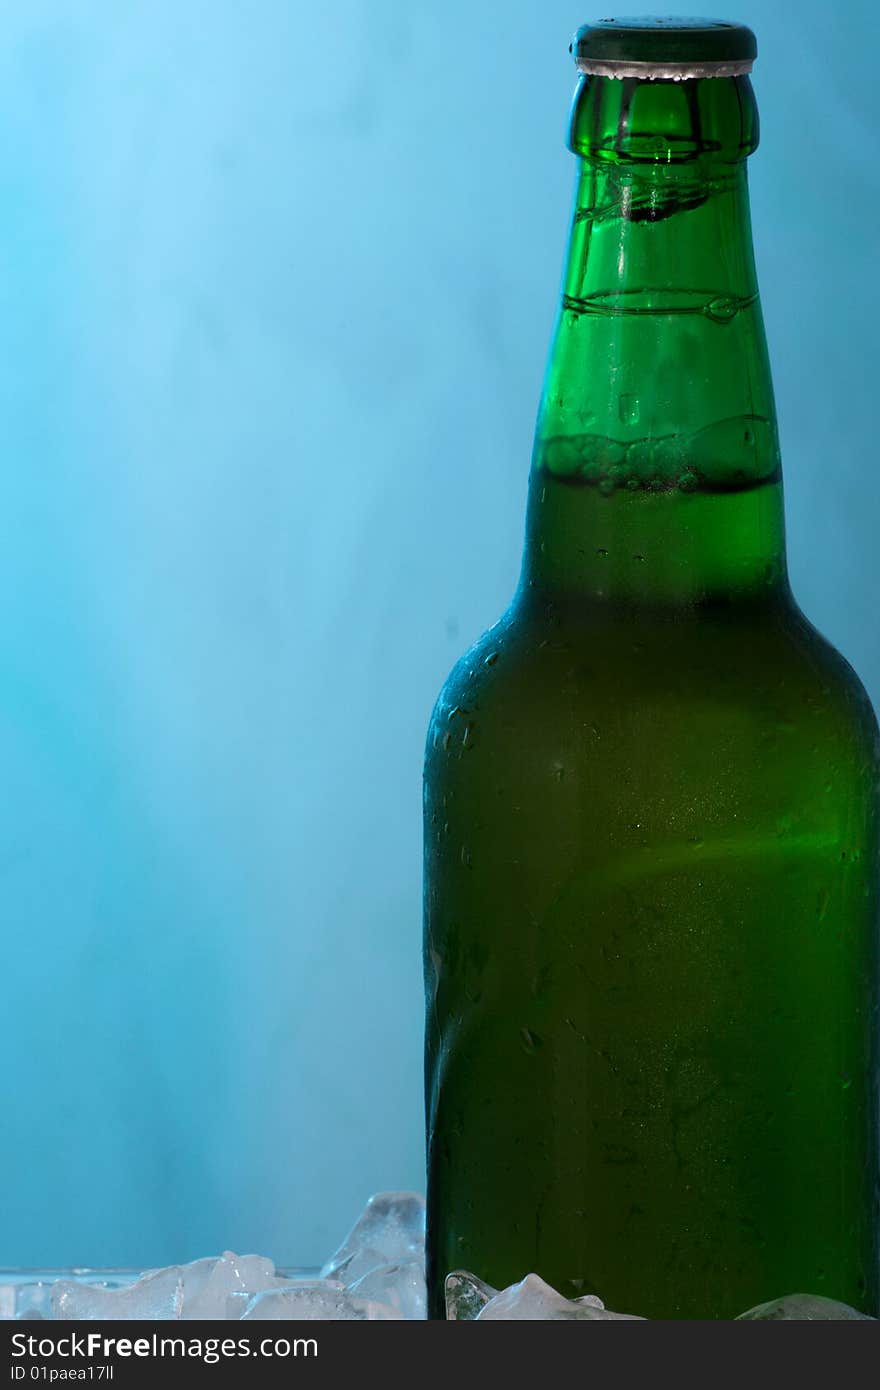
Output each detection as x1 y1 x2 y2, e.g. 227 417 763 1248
1 1192 873 1320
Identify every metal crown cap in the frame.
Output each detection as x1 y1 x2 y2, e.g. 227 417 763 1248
571 18 757 80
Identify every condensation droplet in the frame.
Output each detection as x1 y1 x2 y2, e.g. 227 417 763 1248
704 295 739 324
520 1028 543 1054
618 393 640 426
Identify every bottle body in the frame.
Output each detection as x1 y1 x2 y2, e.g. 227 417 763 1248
423 56 879 1319
425 588 879 1318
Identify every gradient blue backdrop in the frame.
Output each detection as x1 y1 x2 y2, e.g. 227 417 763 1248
1 2 877 1268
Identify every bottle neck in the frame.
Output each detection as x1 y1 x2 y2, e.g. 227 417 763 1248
521 74 787 609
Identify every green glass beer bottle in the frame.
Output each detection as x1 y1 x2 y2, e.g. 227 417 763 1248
424 19 880 1320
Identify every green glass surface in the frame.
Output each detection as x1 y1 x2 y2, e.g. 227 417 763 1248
423 66 880 1319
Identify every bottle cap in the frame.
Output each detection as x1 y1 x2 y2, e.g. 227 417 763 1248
572 18 757 80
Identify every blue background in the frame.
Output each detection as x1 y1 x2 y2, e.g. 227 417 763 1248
1 2 877 1269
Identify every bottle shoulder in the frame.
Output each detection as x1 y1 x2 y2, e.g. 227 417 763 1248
778 597 879 742
427 593 879 763
428 608 518 722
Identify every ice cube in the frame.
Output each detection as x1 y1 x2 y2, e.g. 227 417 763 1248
444 1270 607 1322
242 1279 402 1321
736 1294 874 1320
349 1260 426 1320
477 1274 643 1320
180 1251 276 1319
575 1293 606 1309
11 1281 53 1320
174 1256 218 1314
321 1192 426 1286
51 1267 184 1320
22 1274 141 1321
445 1271 498 1320
243 1280 349 1321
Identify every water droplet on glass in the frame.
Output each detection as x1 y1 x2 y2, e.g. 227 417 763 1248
520 1028 543 1054
704 295 739 324
618 393 640 425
